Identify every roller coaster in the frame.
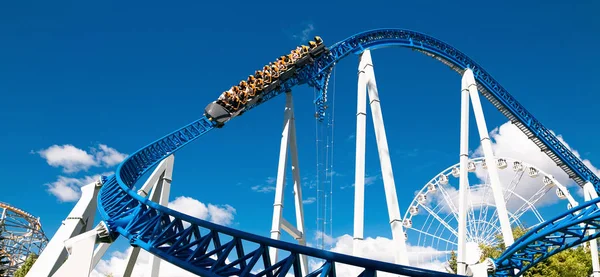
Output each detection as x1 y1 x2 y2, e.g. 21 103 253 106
0 202 48 275
27 28 600 277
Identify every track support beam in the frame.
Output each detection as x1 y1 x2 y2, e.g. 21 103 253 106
457 71 471 275
584 182 600 277
463 69 515 247
31 156 174 277
353 49 409 266
269 91 308 275
26 179 102 277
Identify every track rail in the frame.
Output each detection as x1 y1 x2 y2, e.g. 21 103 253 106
493 197 600 276
97 28 600 276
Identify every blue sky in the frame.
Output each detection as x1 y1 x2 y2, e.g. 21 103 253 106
1 0 599 275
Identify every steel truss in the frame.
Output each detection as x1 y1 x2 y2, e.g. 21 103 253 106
494 192 600 276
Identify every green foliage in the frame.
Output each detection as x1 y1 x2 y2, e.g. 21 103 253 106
445 250 457 274
456 225 595 277
13 254 38 277
0 236 9 277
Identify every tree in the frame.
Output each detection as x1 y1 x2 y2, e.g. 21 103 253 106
0 252 8 277
445 250 457 274
445 225 594 276
0 236 10 277
13 254 37 277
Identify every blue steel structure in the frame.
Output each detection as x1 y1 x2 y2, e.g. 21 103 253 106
96 28 600 276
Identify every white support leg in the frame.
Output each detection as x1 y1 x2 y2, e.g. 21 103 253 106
466 258 495 277
359 50 409 266
123 247 142 277
269 92 293 264
353 49 368 256
269 92 307 273
457 76 471 275
583 182 600 277
288 95 309 275
147 155 174 277
463 69 514 247
91 243 110 269
89 155 175 276
26 179 102 277
51 224 106 277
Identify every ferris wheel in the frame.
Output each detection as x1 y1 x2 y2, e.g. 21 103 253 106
401 156 579 271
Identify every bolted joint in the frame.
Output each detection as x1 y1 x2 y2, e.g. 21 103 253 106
96 175 109 187
466 258 496 277
96 221 119 243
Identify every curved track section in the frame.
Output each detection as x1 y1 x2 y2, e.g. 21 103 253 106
494 197 600 276
97 29 600 276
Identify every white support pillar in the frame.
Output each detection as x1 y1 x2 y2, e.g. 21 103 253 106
26 179 102 277
466 258 495 277
148 155 173 277
269 91 308 275
353 49 368 256
123 155 175 277
457 75 471 275
356 50 409 266
34 155 174 276
583 182 600 277
51 222 113 277
123 247 142 277
270 92 293 263
91 243 110 269
463 69 514 247
288 95 309 275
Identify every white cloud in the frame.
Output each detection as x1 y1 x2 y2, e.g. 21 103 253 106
342 174 380 190
91 247 199 277
365 175 379 185
251 185 276 193
292 24 315 42
303 197 316 204
37 144 127 173
46 172 112 202
38 144 97 173
308 234 448 276
314 231 336 247
207 204 236 226
251 177 280 193
168 196 236 226
265 176 276 185
472 122 599 206
95 144 128 167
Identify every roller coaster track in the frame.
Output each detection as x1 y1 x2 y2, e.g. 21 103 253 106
96 28 600 276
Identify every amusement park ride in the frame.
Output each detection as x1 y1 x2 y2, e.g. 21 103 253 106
22 28 600 277
0 202 48 275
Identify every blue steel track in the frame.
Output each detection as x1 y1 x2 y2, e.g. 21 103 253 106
96 29 600 276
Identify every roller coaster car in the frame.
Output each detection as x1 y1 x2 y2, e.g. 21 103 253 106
263 79 280 94
245 94 262 107
295 54 313 68
278 66 296 82
204 101 231 128
309 43 327 58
